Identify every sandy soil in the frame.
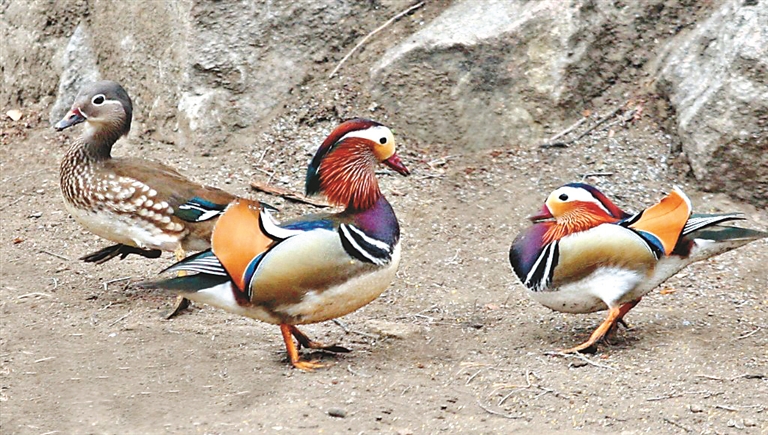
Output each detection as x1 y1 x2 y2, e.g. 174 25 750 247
1 93 766 435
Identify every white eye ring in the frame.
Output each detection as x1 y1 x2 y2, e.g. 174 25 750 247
92 94 106 105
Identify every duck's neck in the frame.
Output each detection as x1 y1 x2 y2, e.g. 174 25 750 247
344 195 400 244
319 142 382 212
65 123 120 162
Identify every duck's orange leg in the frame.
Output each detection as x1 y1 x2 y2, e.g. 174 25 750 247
563 298 642 354
280 324 324 371
612 298 642 331
288 325 350 353
165 247 192 319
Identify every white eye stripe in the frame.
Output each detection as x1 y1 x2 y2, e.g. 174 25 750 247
550 186 611 214
339 125 393 145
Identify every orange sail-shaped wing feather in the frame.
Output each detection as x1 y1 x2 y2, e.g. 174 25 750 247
627 187 692 256
211 199 275 291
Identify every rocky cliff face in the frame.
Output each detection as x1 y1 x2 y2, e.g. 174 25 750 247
653 0 767 207
1 0 765 207
3 0 359 148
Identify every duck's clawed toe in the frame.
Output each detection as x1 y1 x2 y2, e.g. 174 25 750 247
315 344 351 353
289 325 350 353
164 296 191 319
561 341 600 355
291 359 325 372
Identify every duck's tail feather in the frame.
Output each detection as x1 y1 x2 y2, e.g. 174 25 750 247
135 273 231 294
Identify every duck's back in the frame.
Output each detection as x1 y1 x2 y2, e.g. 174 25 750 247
60 151 235 252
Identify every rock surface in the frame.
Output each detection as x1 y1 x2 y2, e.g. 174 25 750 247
0 0 764 207
370 0 710 149
3 0 356 148
654 0 768 207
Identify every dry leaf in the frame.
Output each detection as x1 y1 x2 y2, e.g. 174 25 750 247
6 110 22 122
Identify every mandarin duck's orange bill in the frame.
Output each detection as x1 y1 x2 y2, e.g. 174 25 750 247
510 183 767 354
138 119 410 370
54 81 267 318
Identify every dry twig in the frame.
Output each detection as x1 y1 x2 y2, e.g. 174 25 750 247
39 249 71 261
108 311 132 327
102 276 131 292
347 364 372 378
332 319 379 340
466 368 487 385
329 2 426 78
250 180 330 208
544 351 615 370
539 117 588 148
663 417 692 433
17 292 53 299
734 326 761 340
581 172 614 179
476 400 523 420
540 104 627 148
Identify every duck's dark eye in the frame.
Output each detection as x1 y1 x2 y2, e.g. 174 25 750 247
379 137 387 144
559 194 569 201
92 95 105 105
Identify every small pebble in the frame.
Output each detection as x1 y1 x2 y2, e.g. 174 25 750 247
570 360 589 368
327 408 346 418
744 419 756 427
689 404 704 413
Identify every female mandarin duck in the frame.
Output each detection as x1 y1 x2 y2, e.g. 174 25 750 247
55 80 242 317
138 118 410 370
509 183 766 354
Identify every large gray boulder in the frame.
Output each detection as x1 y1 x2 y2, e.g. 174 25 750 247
654 0 767 207
369 0 675 149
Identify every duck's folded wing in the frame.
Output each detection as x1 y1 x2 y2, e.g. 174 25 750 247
109 158 237 222
245 225 386 307
553 224 659 287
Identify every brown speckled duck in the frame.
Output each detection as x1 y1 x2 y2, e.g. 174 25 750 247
55 80 243 318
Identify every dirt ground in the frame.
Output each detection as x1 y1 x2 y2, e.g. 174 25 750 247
1 83 767 435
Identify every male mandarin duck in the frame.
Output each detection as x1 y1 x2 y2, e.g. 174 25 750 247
509 183 767 354
55 80 244 318
137 118 410 370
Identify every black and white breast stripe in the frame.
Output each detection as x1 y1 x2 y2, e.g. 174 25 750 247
523 241 559 292
259 208 304 241
339 223 394 266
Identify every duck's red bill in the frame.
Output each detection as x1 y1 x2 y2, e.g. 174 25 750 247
528 205 554 222
383 153 410 176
